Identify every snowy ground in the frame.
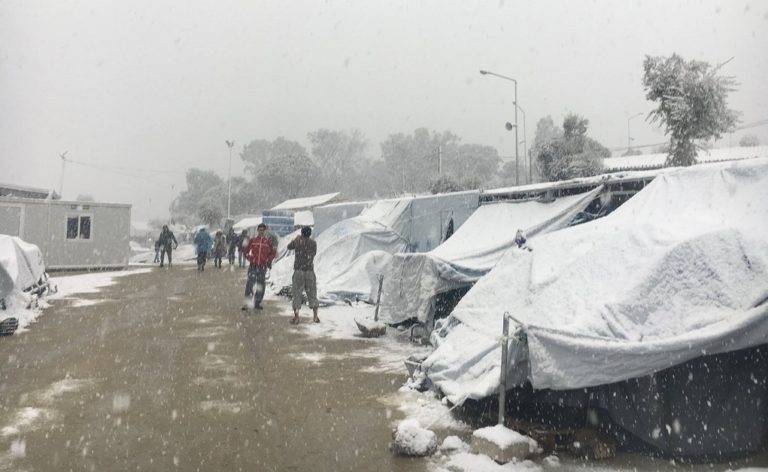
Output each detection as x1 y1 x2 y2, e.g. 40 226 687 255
7 269 767 471
5 268 152 333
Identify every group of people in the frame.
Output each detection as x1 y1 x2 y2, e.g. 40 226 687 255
152 222 320 323
237 223 319 324
191 227 253 271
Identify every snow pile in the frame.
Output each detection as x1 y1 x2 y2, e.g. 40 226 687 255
270 199 413 300
391 418 438 456
380 187 601 324
472 425 538 455
424 158 768 402
440 436 470 453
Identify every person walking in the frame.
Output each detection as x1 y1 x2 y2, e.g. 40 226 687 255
158 225 178 268
237 230 249 268
153 238 161 263
193 227 212 271
242 224 276 311
212 230 227 268
287 226 319 324
226 227 238 266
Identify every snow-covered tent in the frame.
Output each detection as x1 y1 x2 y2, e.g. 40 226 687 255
271 191 479 302
379 186 603 325
270 199 412 301
423 158 768 457
0 235 46 299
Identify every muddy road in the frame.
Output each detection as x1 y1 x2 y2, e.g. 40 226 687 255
0 267 427 471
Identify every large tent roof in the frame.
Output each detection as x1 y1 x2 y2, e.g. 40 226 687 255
424 158 768 402
379 187 602 324
271 192 341 211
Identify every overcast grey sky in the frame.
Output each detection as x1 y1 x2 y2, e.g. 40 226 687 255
2 0 767 221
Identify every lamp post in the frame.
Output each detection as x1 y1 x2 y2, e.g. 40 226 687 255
480 69 519 185
515 105 528 183
225 140 235 219
627 112 643 153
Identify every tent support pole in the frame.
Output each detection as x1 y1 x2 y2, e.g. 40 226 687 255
499 312 511 425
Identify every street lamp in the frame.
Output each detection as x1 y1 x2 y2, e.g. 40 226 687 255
225 140 235 219
514 104 528 183
627 112 643 152
480 69 519 185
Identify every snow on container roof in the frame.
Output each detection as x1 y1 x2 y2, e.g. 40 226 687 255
233 216 262 231
603 145 768 172
424 157 768 402
271 192 341 211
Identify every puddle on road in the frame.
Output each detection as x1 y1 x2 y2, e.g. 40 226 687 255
186 326 231 338
199 354 239 374
186 315 217 324
199 400 248 414
67 298 110 308
192 375 247 388
22 378 98 406
0 407 60 438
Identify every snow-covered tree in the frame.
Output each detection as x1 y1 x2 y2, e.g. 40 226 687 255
176 169 225 218
535 114 607 182
257 153 319 203
308 129 367 193
739 134 760 147
642 54 739 166
241 137 308 177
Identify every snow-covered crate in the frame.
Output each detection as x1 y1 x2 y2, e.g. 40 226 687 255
471 424 539 463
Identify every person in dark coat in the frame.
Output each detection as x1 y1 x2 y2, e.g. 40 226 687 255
237 230 248 268
212 230 227 268
153 238 161 263
158 225 178 268
242 224 276 311
287 226 319 324
226 227 238 266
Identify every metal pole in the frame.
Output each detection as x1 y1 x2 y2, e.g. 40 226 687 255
374 274 384 322
514 82 519 186
226 140 234 219
437 145 442 177
627 113 642 153
515 105 527 184
499 313 510 425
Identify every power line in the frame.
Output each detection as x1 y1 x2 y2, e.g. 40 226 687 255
67 158 185 176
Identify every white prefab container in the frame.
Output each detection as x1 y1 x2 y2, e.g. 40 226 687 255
0 197 131 270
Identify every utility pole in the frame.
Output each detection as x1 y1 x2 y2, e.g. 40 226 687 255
627 113 643 153
225 140 235 219
437 145 442 177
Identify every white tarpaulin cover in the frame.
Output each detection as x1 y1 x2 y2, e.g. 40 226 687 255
270 198 413 299
0 235 46 298
380 186 603 324
424 159 768 403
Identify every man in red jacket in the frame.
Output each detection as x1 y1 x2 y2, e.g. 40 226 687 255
242 223 276 311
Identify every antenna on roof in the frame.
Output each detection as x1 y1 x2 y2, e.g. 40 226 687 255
59 151 68 198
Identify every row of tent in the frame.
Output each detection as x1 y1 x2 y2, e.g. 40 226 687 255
269 157 768 458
